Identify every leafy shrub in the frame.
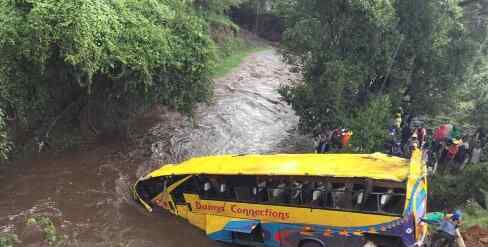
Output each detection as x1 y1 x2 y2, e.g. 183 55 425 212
26 216 60 246
194 0 243 15
348 96 392 153
0 0 218 157
429 163 488 211
0 233 19 247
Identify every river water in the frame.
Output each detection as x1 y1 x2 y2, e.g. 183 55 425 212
0 50 311 246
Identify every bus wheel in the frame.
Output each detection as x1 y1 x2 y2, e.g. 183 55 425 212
299 240 323 247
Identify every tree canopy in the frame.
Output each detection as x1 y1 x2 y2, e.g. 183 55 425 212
0 0 226 159
278 0 478 151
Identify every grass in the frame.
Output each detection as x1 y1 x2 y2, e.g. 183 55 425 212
211 45 269 78
210 24 270 79
462 203 488 229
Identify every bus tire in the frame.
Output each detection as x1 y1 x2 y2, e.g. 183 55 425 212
299 240 324 247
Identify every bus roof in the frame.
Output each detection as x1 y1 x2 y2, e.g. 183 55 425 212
147 153 411 182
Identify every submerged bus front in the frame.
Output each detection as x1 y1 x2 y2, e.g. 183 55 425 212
132 151 428 247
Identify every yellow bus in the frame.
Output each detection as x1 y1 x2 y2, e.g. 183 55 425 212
132 150 428 247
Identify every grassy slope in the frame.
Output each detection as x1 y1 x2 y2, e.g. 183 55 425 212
463 203 488 229
209 16 270 79
211 45 268 78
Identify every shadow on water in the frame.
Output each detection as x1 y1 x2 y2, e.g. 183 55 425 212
0 49 304 246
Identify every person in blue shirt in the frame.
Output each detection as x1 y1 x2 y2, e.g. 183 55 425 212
437 210 462 247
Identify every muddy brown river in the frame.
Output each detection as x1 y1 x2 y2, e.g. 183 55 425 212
0 50 310 246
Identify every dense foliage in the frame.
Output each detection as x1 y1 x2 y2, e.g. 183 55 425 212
429 163 488 211
194 0 243 14
277 0 477 152
0 0 222 158
347 96 392 152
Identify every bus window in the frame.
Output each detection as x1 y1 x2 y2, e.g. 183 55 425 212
229 176 256 202
235 186 253 201
331 183 354 210
352 183 367 209
136 177 167 203
194 176 216 200
216 178 232 200
194 175 233 201
171 176 195 204
310 182 329 207
289 181 304 204
361 185 406 215
266 179 289 203
301 180 315 204
381 188 406 215
252 178 267 202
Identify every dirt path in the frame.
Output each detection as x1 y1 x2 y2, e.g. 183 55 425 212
0 49 306 246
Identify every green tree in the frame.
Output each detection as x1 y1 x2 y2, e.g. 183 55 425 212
279 0 475 142
0 0 216 159
348 96 392 152
193 0 243 14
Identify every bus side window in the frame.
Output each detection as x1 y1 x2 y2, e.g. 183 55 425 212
332 183 354 210
170 176 194 204
352 183 367 210
362 186 381 212
301 181 315 204
235 186 253 201
216 176 232 200
253 178 267 202
362 186 404 214
137 177 166 202
310 182 328 207
230 176 256 202
199 176 216 199
381 188 406 214
266 179 289 204
289 181 303 204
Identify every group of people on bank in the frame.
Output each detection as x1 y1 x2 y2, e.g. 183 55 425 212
315 128 353 153
314 110 486 174
385 110 486 173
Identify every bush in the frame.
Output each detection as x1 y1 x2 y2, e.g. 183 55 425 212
0 233 19 247
0 0 218 157
348 96 392 153
26 216 60 246
429 163 488 211
194 0 243 15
